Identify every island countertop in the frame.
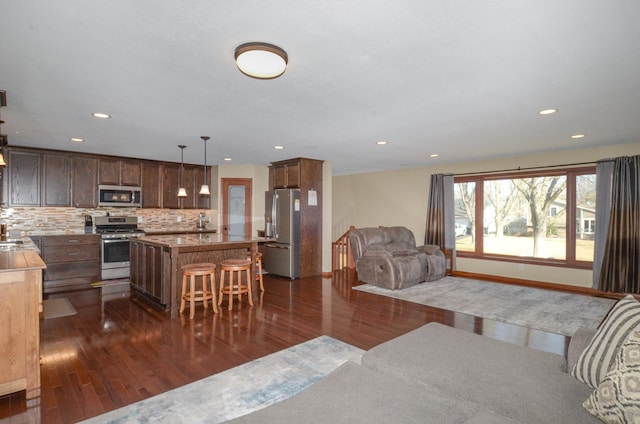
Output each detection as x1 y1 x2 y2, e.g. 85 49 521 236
136 233 272 249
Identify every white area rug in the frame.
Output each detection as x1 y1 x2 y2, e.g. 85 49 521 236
80 336 364 423
354 277 615 336
43 297 77 319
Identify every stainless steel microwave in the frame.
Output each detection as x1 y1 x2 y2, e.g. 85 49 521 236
98 185 142 207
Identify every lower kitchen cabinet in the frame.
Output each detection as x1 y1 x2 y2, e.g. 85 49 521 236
130 240 165 305
41 234 100 293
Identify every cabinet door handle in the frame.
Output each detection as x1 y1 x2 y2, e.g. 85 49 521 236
67 239 79 243
68 252 79 256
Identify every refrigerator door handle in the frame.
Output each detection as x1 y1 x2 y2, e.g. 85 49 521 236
272 193 279 239
264 243 290 249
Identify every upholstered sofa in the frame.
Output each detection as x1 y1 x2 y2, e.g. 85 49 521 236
229 323 602 423
348 226 445 289
230 295 640 423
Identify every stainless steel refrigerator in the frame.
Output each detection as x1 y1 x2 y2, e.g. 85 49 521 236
263 189 301 279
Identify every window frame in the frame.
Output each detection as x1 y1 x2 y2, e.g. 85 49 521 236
454 166 595 270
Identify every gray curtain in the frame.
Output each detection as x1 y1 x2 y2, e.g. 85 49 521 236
425 174 455 268
592 159 613 289
598 155 640 293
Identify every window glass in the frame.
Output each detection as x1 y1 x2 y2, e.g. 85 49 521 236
454 168 595 268
454 181 475 252
576 174 596 262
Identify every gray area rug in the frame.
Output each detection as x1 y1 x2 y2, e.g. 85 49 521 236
354 276 615 336
43 297 77 319
80 336 364 423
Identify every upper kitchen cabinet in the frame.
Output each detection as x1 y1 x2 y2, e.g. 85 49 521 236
180 165 210 209
271 159 301 189
99 159 141 186
141 162 162 208
161 163 180 209
7 149 40 206
41 153 70 206
71 157 98 208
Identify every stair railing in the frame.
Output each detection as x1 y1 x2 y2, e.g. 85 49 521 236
332 226 355 271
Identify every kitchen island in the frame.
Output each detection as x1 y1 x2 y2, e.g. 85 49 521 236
130 234 265 318
0 249 46 399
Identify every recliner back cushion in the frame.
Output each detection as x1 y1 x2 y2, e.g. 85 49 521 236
381 226 416 247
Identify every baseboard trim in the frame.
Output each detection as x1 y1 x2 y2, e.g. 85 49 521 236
452 271 622 299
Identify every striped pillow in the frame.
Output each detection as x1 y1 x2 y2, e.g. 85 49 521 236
571 295 640 388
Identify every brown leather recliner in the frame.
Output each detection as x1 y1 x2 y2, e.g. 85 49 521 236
349 226 445 290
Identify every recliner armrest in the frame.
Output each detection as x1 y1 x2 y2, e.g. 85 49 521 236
417 244 444 257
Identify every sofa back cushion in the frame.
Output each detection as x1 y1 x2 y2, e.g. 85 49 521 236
381 226 416 246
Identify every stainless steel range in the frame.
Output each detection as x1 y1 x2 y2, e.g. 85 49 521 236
95 216 145 280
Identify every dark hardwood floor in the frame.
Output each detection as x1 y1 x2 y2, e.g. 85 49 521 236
0 270 569 423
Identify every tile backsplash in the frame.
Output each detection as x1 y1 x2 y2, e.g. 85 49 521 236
1 207 218 235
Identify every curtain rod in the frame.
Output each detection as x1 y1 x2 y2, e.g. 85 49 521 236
451 159 613 177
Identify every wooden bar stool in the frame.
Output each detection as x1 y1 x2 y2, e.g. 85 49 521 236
180 263 218 319
218 259 253 310
247 252 265 292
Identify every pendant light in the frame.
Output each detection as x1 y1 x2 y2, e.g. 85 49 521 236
199 136 211 196
177 145 187 198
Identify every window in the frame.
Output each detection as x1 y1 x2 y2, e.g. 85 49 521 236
454 167 596 268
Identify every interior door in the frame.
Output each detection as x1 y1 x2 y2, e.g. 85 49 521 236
221 178 252 238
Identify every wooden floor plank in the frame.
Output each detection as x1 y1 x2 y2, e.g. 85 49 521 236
0 272 570 423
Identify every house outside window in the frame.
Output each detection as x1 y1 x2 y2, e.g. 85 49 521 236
454 167 596 268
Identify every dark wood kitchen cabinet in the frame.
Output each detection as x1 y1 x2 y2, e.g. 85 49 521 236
141 162 162 208
130 240 164 305
99 159 141 186
72 157 98 208
7 149 40 206
271 159 301 189
180 165 210 209
41 153 71 206
161 164 180 209
41 234 100 293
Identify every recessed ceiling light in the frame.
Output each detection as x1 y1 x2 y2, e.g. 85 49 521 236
571 134 586 139
92 112 110 119
429 153 439 158
538 108 557 115
273 145 285 150
223 157 232 161
376 141 388 145
69 137 84 142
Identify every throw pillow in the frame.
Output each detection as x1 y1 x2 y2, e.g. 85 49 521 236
583 325 640 423
572 295 640 388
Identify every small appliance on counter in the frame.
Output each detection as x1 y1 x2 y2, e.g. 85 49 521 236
84 214 93 233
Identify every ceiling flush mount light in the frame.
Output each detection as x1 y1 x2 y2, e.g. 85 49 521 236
199 136 211 196
177 145 188 198
235 42 288 79
538 108 557 115
92 112 110 119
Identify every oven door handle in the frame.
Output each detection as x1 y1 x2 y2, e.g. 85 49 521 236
102 238 130 244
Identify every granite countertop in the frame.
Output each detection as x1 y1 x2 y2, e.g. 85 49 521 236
137 233 272 248
0 237 41 253
142 228 218 235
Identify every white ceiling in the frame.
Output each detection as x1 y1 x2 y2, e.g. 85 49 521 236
1 0 639 176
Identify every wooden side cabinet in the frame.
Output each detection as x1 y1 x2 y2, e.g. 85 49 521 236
99 159 141 186
0 251 46 399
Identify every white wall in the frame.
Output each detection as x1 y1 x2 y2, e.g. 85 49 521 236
332 142 640 287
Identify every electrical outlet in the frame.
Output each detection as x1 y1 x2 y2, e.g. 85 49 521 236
518 264 524 271
177 216 182 222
